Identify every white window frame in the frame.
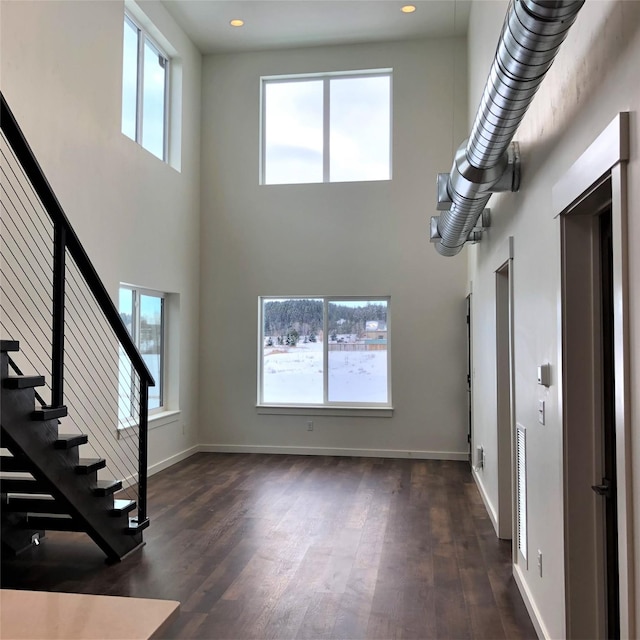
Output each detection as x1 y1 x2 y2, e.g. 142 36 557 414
123 11 170 161
119 285 166 416
258 296 392 409
259 69 393 185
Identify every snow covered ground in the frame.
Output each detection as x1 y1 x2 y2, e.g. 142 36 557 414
118 352 161 422
262 341 388 404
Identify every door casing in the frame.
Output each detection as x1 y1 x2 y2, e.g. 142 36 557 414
496 260 514 541
555 113 633 639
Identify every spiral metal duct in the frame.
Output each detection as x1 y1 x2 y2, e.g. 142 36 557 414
432 0 584 257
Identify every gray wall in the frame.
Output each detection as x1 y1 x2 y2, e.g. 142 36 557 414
199 38 470 458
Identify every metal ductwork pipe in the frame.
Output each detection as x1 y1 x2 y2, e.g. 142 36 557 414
432 0 584 256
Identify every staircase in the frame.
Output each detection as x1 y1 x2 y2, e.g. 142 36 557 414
0 92 154 563
1 341 148 563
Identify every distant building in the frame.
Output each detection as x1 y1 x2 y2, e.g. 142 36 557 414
365 321 387 349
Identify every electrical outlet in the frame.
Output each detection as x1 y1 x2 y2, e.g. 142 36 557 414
307 420 313 431
537 550 543 577
31 533 40 546
475 446 484 470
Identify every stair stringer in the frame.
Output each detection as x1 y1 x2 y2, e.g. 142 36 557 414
1 383 144 562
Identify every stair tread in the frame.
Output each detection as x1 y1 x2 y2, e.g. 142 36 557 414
0 470 34 477
4 495 63 514
23 514 82 532
75 458 106 474
113 499 136 509
0 469 36 480
93 479 122 496
126 516 150 534
5 492 53 499
0 455 31 472
0 340 19 352
3 375 45 389
54 433 88 449
111 499 136 516
0 476 45 493
33 405 68 421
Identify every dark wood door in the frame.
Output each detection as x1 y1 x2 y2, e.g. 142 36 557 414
595 208 620 639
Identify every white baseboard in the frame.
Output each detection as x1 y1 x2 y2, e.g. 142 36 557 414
472 471 546 639
198 444 468 460
148 445 200 477
472 466 499 535
513 562 547 640
120 445 466 487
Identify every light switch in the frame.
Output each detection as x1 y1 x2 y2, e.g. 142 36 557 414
538 400 545 425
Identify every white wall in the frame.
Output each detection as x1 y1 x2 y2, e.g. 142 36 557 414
467 1 640 637
0 0 202 472
199 38 470 458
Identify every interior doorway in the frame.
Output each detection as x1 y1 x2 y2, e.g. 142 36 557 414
561 181 620 639
555 112 632 639
495 261 513 540
598 208 621 640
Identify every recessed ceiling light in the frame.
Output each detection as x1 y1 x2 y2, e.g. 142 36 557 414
229 18 244 27
401 5 417 13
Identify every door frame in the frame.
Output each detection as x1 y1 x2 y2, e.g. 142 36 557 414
466 292 473 468
495 258 514 541
554 113 633 639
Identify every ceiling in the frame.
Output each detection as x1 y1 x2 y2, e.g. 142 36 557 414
161 1 471 55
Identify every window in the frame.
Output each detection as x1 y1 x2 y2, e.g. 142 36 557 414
261 71 392 185
119 286 165 414
259 297 391 407
122 13 169 161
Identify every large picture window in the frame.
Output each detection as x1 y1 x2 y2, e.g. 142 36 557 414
259 297 391 407
122 13 169 161
261 71 392 185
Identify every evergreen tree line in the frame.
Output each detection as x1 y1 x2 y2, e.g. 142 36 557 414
263 299 387 339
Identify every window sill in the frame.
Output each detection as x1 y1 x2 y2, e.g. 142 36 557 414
149 409 181 429
117 409 181 439
256 405 393 418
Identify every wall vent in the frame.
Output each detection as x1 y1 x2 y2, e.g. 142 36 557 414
516 423 528 561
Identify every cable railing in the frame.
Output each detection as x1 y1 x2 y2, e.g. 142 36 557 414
0 93 154 524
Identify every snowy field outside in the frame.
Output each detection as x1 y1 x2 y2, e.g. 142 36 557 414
262 340 388 404
118 352 161 422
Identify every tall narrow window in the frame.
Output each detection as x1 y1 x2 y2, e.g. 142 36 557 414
119 286 165 414
261 71 392 185
121 13 169 161
259 297 391 407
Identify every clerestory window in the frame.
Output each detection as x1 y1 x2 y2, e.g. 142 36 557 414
121 12 169 161
260 70 392 185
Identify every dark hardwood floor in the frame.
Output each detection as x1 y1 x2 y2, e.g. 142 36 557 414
2 453 536 639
